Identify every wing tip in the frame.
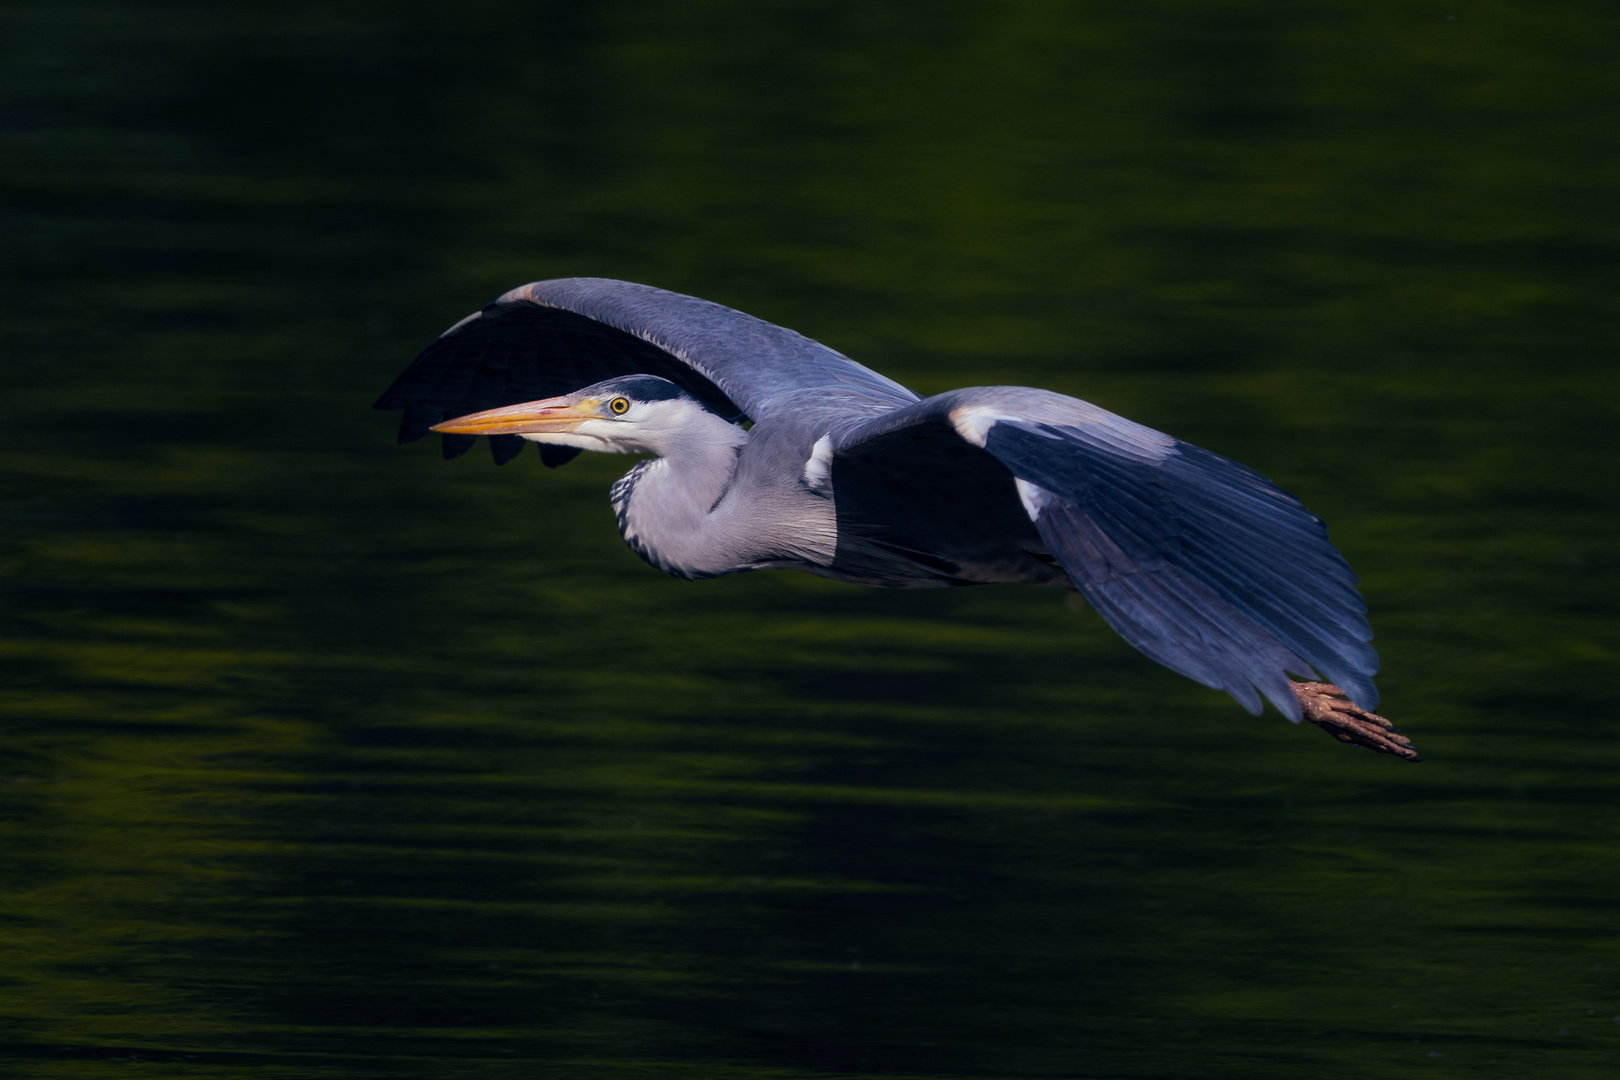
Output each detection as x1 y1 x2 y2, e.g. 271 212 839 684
441 433 476 460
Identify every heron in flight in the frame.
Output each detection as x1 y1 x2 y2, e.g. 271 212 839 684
376 278 1415 759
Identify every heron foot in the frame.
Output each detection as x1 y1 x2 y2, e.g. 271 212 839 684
1290 681 1420 761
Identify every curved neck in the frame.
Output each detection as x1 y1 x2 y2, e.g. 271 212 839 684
612 409 750 578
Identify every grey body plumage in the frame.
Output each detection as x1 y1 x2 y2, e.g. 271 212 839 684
377 277 1380 723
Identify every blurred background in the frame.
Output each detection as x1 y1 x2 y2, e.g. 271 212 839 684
2 2 1617 1076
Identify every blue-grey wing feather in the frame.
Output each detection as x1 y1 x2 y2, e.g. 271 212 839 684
376 289 742 458
376 278 918 460
499 278 918 417
831 388 1378 718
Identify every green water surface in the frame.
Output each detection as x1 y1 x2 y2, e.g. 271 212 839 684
2 2 1617 1077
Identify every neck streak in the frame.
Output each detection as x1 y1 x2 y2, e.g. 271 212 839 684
610 409 749 578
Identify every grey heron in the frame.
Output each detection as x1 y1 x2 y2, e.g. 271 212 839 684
376 278 1415 759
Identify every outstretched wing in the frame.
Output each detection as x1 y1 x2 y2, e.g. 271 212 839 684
830 388 1378 719
376 278 918 463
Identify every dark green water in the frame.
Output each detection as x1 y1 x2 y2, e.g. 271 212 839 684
3 2 1617 1076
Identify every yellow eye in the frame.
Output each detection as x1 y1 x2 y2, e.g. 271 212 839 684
609 397 630 415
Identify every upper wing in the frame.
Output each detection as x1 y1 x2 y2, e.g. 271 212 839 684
830 388 1378 719
376 278 918 463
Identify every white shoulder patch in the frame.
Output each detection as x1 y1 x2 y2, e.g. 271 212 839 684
949 391 1176 463
803 434 834 495
948 405 1020 448
1014 478 1051 520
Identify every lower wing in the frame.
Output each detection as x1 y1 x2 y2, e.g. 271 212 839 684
831 388 1378 719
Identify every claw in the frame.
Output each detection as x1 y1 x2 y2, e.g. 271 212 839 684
1290 681 1420 761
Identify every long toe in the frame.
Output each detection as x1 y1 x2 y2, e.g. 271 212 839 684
1291 681 1420 761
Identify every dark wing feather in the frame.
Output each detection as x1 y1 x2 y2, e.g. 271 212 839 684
374 300 747 461
441 433 475 460
832 388 1378 719
826 415 1061 587
988 423 1376 717
505 278 919 419
489 433 527 465
377 278 920 462
538 445 583 469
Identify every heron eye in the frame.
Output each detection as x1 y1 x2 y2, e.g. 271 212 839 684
609 397 630 415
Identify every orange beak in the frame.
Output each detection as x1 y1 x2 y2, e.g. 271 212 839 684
429 395 597 436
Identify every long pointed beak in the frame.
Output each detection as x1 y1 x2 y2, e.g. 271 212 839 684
430 395 596 436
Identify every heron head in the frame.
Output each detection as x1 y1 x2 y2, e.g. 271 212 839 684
429 375 736 455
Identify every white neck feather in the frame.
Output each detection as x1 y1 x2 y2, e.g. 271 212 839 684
604 401 752 578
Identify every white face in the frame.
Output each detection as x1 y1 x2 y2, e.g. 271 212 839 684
431 389 739 456
521 396 733 457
